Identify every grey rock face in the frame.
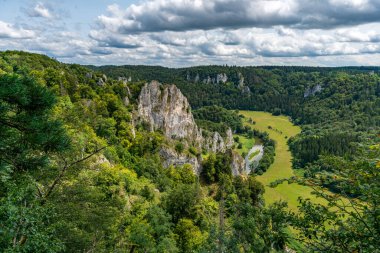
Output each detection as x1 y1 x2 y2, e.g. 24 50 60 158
237 72 251 95
123 96 130 106
231 150 246 176
213 132 225 153
86 72 93 79
138 81 201 143
194 74 200 83
238 72 245 88
137 81 246 175
225 128 234 149
125 85 131 97
118 76 129 84
97 78 106 86
203 76 212 84
304 84 322 98
202 128 236 154
117 79 132 106
159 147 201 174
216 73 228 84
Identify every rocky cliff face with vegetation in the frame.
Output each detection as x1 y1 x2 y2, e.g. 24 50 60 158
137 81 202 143
1 52 379 253
137 81 245 174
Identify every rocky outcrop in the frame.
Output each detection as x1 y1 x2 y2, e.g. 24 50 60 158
96 74 108 86
225 128 234 149
203 76 212 84
194 74 200 83
86 72 93 79
159 147 201 174
137 81 201 144
304 84 322 98
237 72 251 95
201 73 227 84
204 132 226 153
91 154 112 170
117 78 132 106
203 128 234 153
216 73 228 84
123 96 130 106
118 76 132 84
137 81 245 175
238 72 244 88
231 150 246 176
97 78 106 86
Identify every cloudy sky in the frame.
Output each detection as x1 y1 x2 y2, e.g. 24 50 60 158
1 0 380 66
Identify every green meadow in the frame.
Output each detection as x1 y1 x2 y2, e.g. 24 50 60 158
233 134 255 156
238 111 325 211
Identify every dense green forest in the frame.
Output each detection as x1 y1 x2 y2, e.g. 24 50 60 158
97 64 380 168
193 105 244 135
0 51 379 252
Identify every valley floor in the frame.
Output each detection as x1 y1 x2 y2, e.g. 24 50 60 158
238 111 325 211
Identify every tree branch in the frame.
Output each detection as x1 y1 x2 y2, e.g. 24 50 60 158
42 146 106 202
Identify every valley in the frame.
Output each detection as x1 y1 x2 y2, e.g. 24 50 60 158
238 111 324 210
0 51 378 252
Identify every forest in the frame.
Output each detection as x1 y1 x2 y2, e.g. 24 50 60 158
0 51 379 253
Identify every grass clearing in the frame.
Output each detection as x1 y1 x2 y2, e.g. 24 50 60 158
234 134 255 156
238 111 326 211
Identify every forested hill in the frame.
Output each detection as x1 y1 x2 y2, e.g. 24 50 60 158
0 50 295 252
95 64 380 165
1 51 379 252
95 64 380 127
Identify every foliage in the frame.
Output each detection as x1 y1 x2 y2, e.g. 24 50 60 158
0 74 71 252
289 146 380 252
193 105 243 134
1 51 379 253
201 152 232 183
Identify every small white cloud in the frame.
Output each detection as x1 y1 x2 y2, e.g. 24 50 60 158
0 20 35 39
28 2 53 19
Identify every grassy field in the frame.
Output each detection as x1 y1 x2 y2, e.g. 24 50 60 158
238 111 325 211
233 134 255 156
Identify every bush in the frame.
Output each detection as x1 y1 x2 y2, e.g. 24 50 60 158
272 108 281 116
188 146 198 156
175 142 185 154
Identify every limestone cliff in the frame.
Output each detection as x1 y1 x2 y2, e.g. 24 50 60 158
159 147 201 175
137 81 244 175
231 150 246 176
203 128 234 153
225 128 234 149
137 81 202 145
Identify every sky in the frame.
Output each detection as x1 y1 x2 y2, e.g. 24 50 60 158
1 0 380 67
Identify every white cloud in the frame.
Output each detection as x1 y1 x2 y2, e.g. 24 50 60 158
95 0 380 33
3 0 380 67
27 2 53 19
0 20 35 39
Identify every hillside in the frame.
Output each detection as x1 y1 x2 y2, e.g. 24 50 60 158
0 51 379 252
96 63 380 172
